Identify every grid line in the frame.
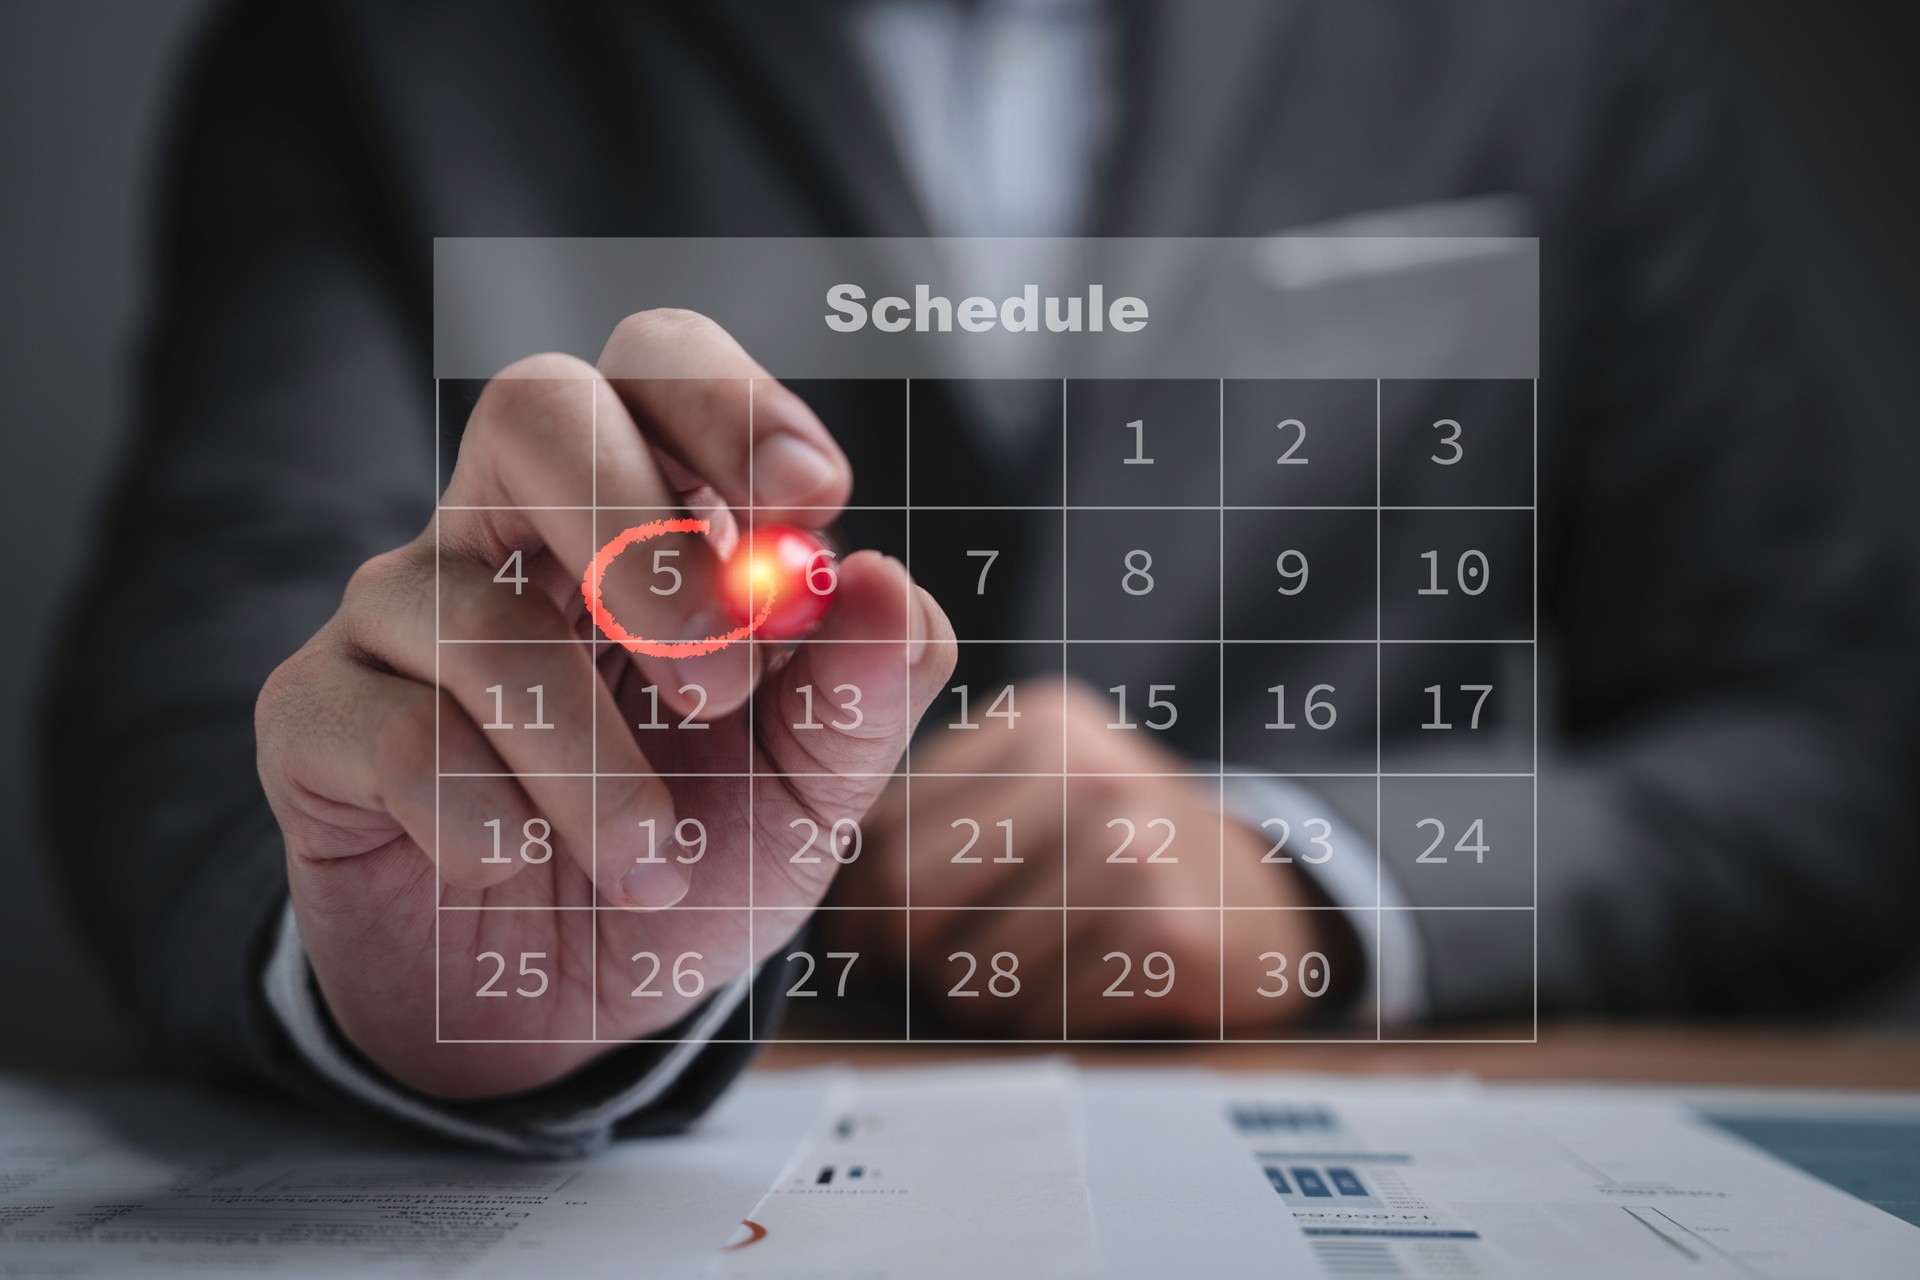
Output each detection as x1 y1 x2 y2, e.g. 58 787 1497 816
1532 376 1540 1043
747 376 755 1041
1217 377 1227 1042
590 373 598 1040
1374 377 1383 1042
904 377 913 1041
1060 377 1070 1042
433 381 441 1043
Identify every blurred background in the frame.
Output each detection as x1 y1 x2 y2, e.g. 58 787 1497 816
1 0 1913 1069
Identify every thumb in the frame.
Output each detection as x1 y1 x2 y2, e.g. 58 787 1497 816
757 550 954 793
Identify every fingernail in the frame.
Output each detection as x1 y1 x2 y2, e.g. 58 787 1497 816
753 433 838 507
619 857 690 910
906 585 930 666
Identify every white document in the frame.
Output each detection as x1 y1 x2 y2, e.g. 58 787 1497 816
1077 1070 1321 1279
0 1071 834 1279
714 1061 1102 1280
6 1068 1916 1280
1209 1079 1920 1280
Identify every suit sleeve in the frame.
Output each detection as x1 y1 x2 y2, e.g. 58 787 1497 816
1405 0 1920 1019
35 0 775 1143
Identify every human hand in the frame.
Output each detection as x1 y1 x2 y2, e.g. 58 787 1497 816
831 680 1344 1037
256 311 956 1097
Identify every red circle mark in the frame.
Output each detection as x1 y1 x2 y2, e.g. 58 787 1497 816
582 517 774 657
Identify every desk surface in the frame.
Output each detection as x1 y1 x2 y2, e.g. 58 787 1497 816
759 1023 1920 1092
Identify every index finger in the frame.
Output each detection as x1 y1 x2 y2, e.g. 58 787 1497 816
598 309 852 522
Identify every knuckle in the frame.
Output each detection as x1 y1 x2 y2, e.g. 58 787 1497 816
1074 773 1131 814
470 354 598 450
254 650 306 741
1147 912 1215 971
340 548 426 650
372 691 437 783
344 546 413 604
602 771 675 826
1052 678 1110 724
439 559 562 640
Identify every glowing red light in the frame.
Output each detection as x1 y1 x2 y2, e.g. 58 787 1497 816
720 525 836 641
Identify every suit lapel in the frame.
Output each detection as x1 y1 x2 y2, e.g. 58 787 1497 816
1098 0 1306 237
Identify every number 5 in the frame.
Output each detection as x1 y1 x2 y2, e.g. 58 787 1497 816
650 548 682 595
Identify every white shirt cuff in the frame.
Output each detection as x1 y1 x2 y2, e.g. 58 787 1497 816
1219 775 1428 1027
262 902 753 1155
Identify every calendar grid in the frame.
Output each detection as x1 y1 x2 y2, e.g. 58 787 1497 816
433 372 1540 1047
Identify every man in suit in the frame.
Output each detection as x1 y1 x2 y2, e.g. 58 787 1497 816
40 0 1918 1153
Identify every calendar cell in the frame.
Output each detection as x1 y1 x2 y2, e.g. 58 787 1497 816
908 776 1065 910
909 908 1065 1040
436 907 595 1042
779 379 908 508
438 774 593 893
908 508 1063 640
1066 643 1222 774
1065 778 1221 908
1221 508 1377 640
598 907 751 1036
1382 908 1534 1037
1222 380 1377 508
1065 908 1220 1039
763 639 910 780
442 375 596 507
440 510 594 641
587 505 718 643
1065 379 1220 507
1223 776 1377 888
1379 776 1534 908
917 644 1066 773
1222 910 1372 1040
1379 641 1533 774
773 800 902 906
908 379 1062 507
1222 643 1375 775
759 909 906 1040
604 650 755 775
1379 509 1533 641
589 775 750 908
1065 509 1220 641
442 642 597 775
1379 379 1533 509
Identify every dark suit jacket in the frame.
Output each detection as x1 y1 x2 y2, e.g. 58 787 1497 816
39 0 1919 1135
